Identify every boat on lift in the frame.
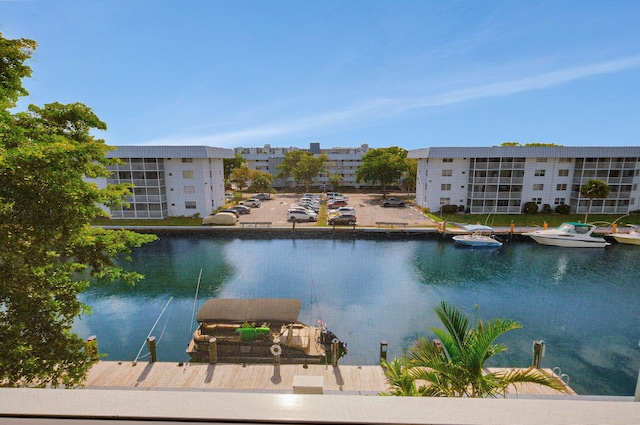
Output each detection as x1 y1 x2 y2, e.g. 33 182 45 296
452 225 503 247
525 222 610 248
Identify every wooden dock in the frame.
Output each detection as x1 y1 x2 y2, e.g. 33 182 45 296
82 361 576 396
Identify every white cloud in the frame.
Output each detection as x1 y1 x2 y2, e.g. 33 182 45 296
141 55 640 147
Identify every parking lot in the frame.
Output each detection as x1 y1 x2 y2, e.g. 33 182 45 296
235 193 435 227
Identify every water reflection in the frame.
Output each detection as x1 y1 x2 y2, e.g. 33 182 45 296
76 236 640 396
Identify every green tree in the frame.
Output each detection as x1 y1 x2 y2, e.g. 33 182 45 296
276 150 308 189
356 147 408 196
401 158 417 193
383 302 566 397
328 173 343 192
580 179 610 223
293 153 328 192
249 171 273 194
276 150 328 191
0 32 156 387
223 153 246 180
229 163 252 192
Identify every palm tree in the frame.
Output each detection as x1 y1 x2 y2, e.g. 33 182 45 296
580 179 610 223
383 302 567 397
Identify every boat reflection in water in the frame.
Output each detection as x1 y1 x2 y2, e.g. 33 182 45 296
186 298 347 364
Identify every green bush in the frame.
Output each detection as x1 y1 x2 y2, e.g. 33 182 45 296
440 204 458 214
523 202 539 214
555 203 571 214
542 204 553 213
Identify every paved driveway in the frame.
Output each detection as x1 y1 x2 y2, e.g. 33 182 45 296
237 193 435 227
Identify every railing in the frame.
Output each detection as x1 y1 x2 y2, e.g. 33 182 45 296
375 222 408 228
240 222 272 228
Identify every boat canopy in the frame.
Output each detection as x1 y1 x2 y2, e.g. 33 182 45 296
196 298 302 324
462 224 493 232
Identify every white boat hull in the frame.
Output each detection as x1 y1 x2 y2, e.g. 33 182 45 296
612 234 640 245
452 235 502 247
528 234 609 248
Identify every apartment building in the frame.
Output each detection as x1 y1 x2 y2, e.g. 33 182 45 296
97 145 234 218
408 146 640 215
235 143 370 189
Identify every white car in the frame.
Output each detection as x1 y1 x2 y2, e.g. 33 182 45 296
328 206 356 215
287 209 317 222
239 198 261 208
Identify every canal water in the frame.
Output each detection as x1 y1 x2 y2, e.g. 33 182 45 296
75 235 640 396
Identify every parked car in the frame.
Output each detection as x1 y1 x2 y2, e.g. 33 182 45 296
328 206 356 215
327 192 347 200
229 205 251 215
327 199 348 209
328 213 357 225
287 209 317 222
239 198 261 208
254 193 271 200
202 212 237 225
219 209 240 218
289 205 317 215
380 197 406 207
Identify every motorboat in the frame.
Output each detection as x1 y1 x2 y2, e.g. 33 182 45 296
612 224 640 245
186 298 347 364
453 231 503 247
525 222 610 248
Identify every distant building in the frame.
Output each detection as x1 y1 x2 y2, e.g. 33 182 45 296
234 142 371 189
95 145 234 218
408 146 640 215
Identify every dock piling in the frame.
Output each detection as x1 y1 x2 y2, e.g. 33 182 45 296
532 340 545 368
147 336 157 362
208 337 218 363
379 340 388 362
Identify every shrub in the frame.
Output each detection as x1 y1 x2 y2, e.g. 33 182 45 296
555 203 571 214
523 202 539 214
440 204 458 214
542 204 553 213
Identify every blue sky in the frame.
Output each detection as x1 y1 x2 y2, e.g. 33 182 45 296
2 1 639 150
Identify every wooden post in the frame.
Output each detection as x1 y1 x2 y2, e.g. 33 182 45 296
510 221 515 234
634 370 640 402
331 339 339 367
146 336 157 362
543 222 548 230
532 340 545 368
86 335 99 362
379 340 388 362
612 223 618 233
208 337 218 363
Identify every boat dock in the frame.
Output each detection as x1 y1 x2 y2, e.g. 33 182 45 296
83 361 576 396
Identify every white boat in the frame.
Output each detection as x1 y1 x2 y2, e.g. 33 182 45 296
452 231 503 247
525 222 610 248
612 224 640 245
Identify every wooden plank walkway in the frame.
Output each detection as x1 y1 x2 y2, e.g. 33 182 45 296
82 361 575 396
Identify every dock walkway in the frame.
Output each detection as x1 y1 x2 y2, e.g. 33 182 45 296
83 361 575 396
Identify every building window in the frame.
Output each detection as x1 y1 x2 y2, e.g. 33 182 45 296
556 183 567 191
442 158 453 163
182 170 194 179
559 158 572 163
442 169 452 177
185 201 197 209
534 169 546 177
184 186 195 194
533 184 544 191
555 198 565 205
439 197 450 205
182 158 193 163
536 158 547 162
441 184 451 191
532 198 542 204
558 169 569 177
